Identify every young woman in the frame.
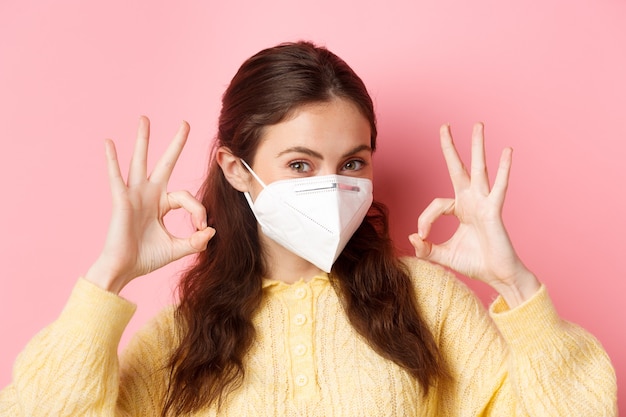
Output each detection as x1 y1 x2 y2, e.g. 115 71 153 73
0 41 616 416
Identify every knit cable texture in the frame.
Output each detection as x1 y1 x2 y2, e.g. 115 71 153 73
0 258 617 416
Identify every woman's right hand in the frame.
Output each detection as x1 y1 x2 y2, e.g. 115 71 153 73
84 116 215 294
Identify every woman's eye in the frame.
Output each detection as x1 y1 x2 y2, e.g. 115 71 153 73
289 161 311 173
342 159 365 171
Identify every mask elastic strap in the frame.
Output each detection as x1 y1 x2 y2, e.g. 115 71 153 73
240 159 268 188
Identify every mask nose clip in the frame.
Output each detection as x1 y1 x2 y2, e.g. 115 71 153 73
294 182 361 194
337 183 360 192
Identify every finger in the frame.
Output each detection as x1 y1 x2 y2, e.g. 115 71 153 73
166 190 208 230
417 197 455 240
189 227 216 251
470 122 490 193
490 147 512 205
409 233 451 269
172 226 216 259
104 139 127 204
440 124 470 191
149 121 190 185
128 116 150 187
408 233 433 260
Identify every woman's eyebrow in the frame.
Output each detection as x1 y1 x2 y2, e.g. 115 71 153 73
341 145 372 158
276 146 323 159
276 144 372 159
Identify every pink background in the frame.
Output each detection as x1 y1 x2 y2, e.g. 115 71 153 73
1 0 624 410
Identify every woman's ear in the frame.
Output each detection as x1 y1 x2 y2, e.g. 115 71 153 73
216 147 250 192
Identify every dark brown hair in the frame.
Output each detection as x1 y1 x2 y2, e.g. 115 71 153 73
162 41 443 416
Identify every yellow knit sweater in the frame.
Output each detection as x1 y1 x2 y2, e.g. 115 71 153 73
0 258 617 416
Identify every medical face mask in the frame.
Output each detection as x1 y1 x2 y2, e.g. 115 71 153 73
241 160 373 273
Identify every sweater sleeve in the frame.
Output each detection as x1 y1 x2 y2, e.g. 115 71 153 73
0 278 141 417
404 258 617 417
485 287 617 416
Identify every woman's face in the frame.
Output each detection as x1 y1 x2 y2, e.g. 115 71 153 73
246 97 373 199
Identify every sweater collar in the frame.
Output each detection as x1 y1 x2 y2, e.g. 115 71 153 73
261 272 329 291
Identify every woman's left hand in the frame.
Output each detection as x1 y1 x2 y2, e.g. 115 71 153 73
409 123 541 308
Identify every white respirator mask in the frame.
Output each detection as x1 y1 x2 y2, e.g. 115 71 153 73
241 160 373 273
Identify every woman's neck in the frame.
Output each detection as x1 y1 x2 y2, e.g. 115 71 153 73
260 234 324 284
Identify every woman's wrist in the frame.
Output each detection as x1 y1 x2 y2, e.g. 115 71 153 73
490 269 541 309
84 259 130 295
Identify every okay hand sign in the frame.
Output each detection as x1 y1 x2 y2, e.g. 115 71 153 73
409 123 540 307
85 116 215 294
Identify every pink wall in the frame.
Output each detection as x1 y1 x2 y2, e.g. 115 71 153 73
1 0 624 410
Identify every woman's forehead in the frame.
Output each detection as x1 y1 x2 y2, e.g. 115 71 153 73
257 99 371 153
